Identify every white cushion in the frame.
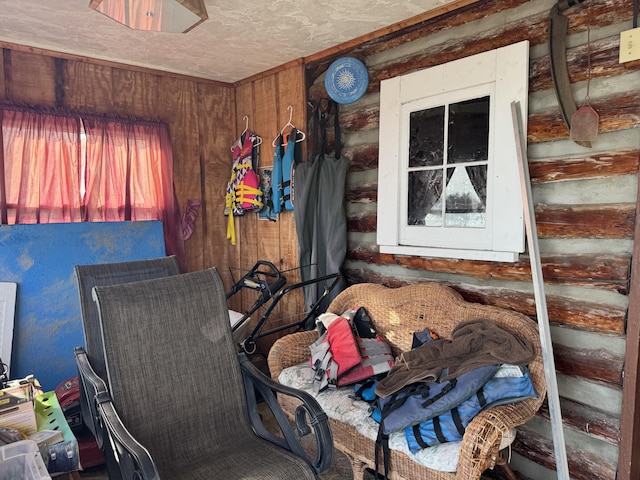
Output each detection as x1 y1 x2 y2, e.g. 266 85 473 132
279 363 516 473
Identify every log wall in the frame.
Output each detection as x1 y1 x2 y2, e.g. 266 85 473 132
305 0 640 478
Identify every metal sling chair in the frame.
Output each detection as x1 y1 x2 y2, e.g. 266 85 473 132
74 256 182 383
74 256 182 479
74 267 333 479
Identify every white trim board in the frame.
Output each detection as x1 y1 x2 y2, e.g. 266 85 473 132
0 282 17 376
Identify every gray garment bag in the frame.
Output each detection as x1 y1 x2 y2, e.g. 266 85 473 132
293 99 348 317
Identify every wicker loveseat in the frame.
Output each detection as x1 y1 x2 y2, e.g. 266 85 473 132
268 282 546 480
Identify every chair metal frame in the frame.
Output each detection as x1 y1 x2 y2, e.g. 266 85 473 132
74 267 333 479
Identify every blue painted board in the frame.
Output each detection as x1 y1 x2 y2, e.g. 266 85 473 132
0 221 166 390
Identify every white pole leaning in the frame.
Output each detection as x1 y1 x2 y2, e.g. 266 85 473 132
510 101 570 479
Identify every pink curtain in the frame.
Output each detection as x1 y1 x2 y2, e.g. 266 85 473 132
83 117 183 261
0 106 183 264
0 109 82 224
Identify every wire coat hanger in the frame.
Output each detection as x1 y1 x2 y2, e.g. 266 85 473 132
272 105 306 147
242 115 249 136
233 115 262 151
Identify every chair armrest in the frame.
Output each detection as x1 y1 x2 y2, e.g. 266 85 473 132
74 346 108 443
267 330 318 380
239 353 333 475
456 397 543 479
74 347 160 480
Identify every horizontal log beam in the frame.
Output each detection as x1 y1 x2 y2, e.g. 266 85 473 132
553 343 624 387
347 204 636 240
309 1 637 100
343 144 379 172
346 246 630 293
528 91 640 144
535 203 635 239
538 397 620 446
346 183 378 204
342 270 627 334
513 427 617 480
456 284 625 335
347 211 378 233
529 150 640 183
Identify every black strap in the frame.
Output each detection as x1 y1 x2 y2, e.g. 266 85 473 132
380 383 426 423
282 180 291 203
412 423 429 450
451 407 466 436
334 101 341 159
433 416 446 443
476 387 487 409
311 99 325 159
311 98 341 160
374 427 390 480
420 378 456 408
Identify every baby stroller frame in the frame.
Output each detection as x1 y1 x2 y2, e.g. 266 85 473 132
226 260 342 354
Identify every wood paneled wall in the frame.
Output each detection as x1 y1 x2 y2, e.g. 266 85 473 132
229 60 307 354
0 44 307 355
0 43 236 281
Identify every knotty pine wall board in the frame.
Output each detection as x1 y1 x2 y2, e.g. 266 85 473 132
0 45 236 280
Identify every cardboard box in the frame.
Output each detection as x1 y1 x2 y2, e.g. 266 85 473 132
0 383 37 436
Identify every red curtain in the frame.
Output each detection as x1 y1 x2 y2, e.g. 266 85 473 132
0 106 183 263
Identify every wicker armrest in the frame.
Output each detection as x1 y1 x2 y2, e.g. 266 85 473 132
456 397 543 478
268 330 318 380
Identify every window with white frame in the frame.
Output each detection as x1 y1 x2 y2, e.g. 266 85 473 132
377 40 529 262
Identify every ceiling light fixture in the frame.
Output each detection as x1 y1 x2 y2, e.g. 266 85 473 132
89 0 208 33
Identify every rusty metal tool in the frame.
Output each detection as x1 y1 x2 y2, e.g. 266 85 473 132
549 0 591 147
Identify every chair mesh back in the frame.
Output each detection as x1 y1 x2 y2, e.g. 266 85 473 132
93 269 252 470
74 256 181 381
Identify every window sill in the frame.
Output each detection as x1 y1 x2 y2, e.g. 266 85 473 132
379 244 520 262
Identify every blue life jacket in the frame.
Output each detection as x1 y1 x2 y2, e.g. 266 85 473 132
372 364 498 480
405 366 538 452
373 364 499 435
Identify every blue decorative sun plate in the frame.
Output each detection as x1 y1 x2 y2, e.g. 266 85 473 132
325 57 369 104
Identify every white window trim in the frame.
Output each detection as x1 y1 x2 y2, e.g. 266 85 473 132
377 40 529 262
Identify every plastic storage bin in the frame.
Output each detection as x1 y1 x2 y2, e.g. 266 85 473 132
0 439 51 479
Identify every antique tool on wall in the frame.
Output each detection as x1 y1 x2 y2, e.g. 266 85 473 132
549 0 591 147
570 1 599 142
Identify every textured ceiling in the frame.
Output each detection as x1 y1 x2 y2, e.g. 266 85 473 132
0 0 459 83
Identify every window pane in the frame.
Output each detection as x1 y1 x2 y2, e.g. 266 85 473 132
444 165 487 228
408 169 443 226
409 106 445 168
448 96 489 164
